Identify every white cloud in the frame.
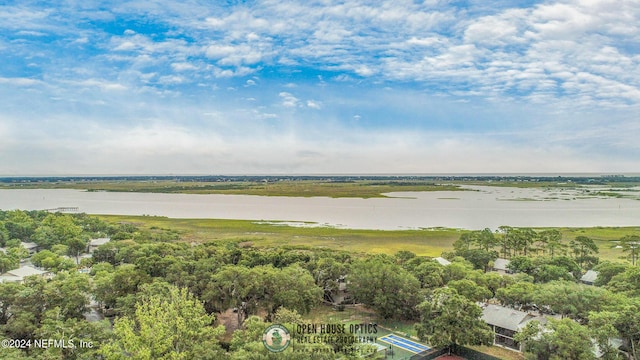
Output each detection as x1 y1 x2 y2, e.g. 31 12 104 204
1 0 640 174
0 77 44 86
171 62 198 71
279 92 300 107
306 100 322 109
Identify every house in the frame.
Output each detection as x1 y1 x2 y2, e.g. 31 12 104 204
0 265 51 283
328 275 350 305
593 338 624 358
88 237 111 253
580 270 599 285
493 258 512 274
20 241 39 256
433 257 451 266
481 304 546 352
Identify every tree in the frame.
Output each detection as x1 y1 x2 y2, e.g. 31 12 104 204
415 288 493 349
206 265 264 325
92 263 151 313
497 226 513 258
534 264 575 283
263 264 324 320
411 261 445 289
100 286 225 360
308 257 347 304
273 307 303 324
44 271 92 319
473 228 500 252
534 281 614 321
539 229 564 257
516 318 596 360
496 282 538 308
447 279 492 302
611 297 640 360
4 210 36 241
514 228 538 257
0 220 9 247
452 232 473 253
607 266 640 297
593 261 627 287
620 235 640 266
508 256 535 274
229 316 335 360
570 236 599 269
33 307 111 360
349 257 421 319
30 250 75 273
456 249 498 272
33 214 84 249
66 236 88 265
0 252 19 273
589 311 624 360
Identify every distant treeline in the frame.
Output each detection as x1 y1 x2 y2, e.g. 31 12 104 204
2 174 639 184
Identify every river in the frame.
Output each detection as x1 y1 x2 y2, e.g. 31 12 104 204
1 186 639 230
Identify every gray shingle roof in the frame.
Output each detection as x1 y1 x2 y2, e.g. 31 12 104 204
580 270 598 283
90 237 111 247
481 304 538 331
493 258 511 271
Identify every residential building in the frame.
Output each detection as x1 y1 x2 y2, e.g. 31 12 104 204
492 258 512 274
481 304 546 352
580 270 599 285
0 265 51 283
20 241 39 256
433 257 451 266
88 237 111 253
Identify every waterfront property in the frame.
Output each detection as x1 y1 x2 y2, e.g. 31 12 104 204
88 237 111 253
580 270 599 285
481 304 546 352
492 258 512 274
20 241 40 256
0 265 51 283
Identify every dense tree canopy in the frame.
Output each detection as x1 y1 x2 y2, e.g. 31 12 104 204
415 288 493 349
0 209 638 360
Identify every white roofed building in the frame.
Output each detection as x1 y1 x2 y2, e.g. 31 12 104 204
433 257 451 266
0 265 51 283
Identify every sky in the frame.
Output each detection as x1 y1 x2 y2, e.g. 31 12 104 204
1 0 639 175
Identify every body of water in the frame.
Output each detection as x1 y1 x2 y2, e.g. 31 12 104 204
1 186 639 230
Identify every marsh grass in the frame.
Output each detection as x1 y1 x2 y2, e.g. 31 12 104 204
99 215 635 262
1 180 465 198
99 215 462 256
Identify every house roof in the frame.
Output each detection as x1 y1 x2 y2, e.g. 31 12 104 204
581 270 599 283
493 258 511 271
6 265 48 278
0 265 49 283
90 238 111 247
20 241 39 250
481 304 542 331
433 257 451 266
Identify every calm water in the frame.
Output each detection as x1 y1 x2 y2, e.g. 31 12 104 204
1 186 639 230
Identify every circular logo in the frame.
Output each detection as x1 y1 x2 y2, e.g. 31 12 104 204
262 324 291 353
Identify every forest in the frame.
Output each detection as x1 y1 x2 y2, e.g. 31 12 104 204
0 209 638 359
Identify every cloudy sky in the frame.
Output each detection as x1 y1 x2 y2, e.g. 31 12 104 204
1 0 639 175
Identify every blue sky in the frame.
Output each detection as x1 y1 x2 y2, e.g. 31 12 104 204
1 0 639 175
